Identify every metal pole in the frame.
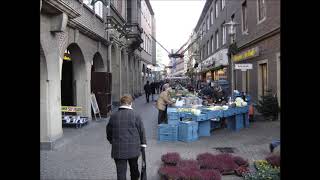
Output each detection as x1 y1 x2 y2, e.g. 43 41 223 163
230 35 234 99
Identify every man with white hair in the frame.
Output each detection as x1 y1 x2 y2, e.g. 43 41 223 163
156 83 174 124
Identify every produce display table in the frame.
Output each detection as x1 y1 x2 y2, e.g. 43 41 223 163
166 105 249 137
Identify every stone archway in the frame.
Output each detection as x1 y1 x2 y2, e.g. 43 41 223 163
61 43 89 116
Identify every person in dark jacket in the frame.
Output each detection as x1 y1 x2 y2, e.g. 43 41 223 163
144 81 151 103
107 95 147 180
150 81 156 101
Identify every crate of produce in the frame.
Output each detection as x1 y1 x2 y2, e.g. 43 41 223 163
178 121 198 142
158 124 178 142
198 120 211 137
167 113 180 120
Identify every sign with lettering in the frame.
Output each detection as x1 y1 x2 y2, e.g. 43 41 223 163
232 47 259 62
61 106 82 112
235 63 253 70
63 53 71 61
90 93 100 114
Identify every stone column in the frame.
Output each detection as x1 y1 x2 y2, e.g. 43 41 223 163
40 52 63 150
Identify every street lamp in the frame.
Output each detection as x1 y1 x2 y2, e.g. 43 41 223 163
224 20 239 98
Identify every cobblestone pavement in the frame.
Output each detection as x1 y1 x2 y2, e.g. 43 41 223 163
41 94 280 180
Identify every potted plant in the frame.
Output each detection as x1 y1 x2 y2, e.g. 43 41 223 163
256 89 280 121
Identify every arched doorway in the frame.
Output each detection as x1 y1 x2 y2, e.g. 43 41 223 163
61 43 88 116
90 52 111 117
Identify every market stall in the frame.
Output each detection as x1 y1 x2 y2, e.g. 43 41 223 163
158 89 250 142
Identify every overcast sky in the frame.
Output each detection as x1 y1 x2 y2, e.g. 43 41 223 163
150 0 206 65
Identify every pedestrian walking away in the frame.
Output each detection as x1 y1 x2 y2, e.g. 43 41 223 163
106 95 147 180
156 84 174 124
150 81 156 101
144 81 152 103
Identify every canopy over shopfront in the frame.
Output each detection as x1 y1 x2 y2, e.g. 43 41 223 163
199 48 229 81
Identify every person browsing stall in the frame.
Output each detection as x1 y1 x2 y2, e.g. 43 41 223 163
156 84 174 124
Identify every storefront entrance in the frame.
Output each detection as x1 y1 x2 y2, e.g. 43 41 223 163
90 52 112 117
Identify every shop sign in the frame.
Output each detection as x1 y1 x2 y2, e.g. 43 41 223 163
63 53 71 61
235 63 253 70
201 49 228 71
232 47 259 62
61 106 82 112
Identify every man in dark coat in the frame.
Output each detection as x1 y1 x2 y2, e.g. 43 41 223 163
150 81 156 101
144 81 151 103
107 95 147 180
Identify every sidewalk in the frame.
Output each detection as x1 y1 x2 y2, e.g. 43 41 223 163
41 94 280 180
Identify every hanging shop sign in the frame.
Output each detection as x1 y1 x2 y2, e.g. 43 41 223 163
232 47 259 62
63 53 71 61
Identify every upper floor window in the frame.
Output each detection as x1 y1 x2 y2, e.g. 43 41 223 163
207 16 210 30
215 0 219 18
83 0 93 9
242 0 248 32
222 22 226 45
211 36 214 54
221 0 226 10
94 1 103 17
257 0 267 23
210 8 214 25
207 41 210 56
202 23 206 35
215 30 219 50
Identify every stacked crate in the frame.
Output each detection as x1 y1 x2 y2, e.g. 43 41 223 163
167 108 180 125
158 124 178 142
178 121 199 142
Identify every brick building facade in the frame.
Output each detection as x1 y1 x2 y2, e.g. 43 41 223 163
193 0 280 104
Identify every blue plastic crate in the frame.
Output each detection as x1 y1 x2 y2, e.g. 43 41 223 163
178 121 198 142
167 108 178 113
227 114 244 132
158 124 178 142
185 113 208 121
198 120 211 137
168 119 180 125
204 110 223 119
